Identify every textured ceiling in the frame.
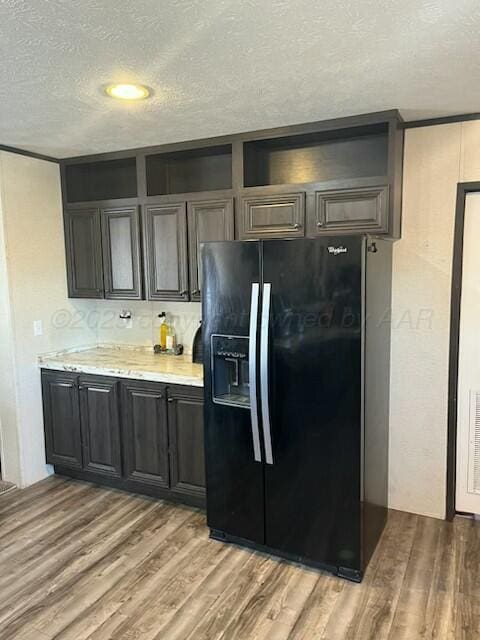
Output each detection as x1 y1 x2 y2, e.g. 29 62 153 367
1 0 479 158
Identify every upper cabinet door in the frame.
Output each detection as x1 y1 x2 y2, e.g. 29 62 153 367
143 203 189 301
238 192 305 239
187 198 234 301
64 208 104 298
313 186 389 235
101 206 143 300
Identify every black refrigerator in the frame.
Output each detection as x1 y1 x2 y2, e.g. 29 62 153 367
202 236 392 582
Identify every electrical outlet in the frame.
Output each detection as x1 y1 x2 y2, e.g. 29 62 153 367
33 320 43 337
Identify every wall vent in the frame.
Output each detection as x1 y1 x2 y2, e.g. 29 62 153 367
468 390 480 495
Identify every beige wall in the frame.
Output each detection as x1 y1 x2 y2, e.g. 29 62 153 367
0 178 22 485
389 121 480 519
93 300 201 353
0 152 97 487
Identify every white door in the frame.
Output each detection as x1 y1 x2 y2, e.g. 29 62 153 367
456 192 480 514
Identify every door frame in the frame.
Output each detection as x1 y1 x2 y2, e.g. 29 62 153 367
446 181 480 520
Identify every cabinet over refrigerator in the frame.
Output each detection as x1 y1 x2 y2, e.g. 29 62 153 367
202 236 392 582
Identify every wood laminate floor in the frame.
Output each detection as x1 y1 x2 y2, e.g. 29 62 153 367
0 476 478 640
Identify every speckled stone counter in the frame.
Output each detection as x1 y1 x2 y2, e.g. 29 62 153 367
38 345 204 387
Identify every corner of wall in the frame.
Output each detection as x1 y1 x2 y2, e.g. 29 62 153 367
389 123 462 520
0 152 97 488
0 151 24 486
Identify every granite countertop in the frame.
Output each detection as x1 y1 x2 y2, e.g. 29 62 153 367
38 345 204 387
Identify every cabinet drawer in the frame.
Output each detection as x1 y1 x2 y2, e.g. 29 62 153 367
239 192 305 239
314 186 389 235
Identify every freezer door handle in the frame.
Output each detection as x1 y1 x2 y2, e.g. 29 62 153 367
260 282 273 464
249 283 262 462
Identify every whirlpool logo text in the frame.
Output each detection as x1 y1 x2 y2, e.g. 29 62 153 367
327 246 348 255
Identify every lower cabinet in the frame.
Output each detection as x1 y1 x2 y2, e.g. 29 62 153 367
79 376 122 478
167 385 206 501
121 380 170 488
42 371 83 469
41 370 206 507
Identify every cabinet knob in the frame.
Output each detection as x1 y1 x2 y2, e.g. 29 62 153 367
78 385 84 391
168 397 174 403
155 394 163 400
180 290 188 296
317 221 323 228
192 289 200 295
293 223 301 230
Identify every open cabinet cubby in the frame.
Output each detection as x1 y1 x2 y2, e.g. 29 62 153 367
243 124 389 187
146 144 232 196
65 157 137 203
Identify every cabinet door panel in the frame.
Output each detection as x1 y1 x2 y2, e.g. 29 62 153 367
187 198 234 300
239 192 305 239
121 381 169 488
143 203 189 301
314 186 389 234
42 371 82 469
167 386 205 499
79 377 122 477
102 206 142 299
64 208 104 298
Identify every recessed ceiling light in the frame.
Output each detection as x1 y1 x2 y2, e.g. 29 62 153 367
104 83 151 100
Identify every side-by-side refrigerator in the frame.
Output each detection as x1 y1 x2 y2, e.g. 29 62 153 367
202 236 392 582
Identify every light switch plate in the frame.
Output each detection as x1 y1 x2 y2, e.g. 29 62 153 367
33 320 43 336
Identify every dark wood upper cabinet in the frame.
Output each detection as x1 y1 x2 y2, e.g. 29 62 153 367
64 208 104 298
101 206 142 299
143 203 189 301
243 124 389 188
79 376 122 478
64 157 137 203
42 371 82 470
61 111 403 246
187 198 234 300
146 145 232 196
312 186 389 235
121 380 169 488
167 385 206 500
238 192 305 239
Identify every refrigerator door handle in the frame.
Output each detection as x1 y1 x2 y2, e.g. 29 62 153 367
260 283 274 464
249 283 262 462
